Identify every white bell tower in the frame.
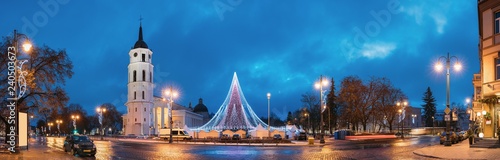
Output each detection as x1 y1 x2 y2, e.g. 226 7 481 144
123 24 154 136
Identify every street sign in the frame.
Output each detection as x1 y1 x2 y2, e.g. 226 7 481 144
444 107 451 115
445 115 450 121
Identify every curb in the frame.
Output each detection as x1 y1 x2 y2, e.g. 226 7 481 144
412 151 442 159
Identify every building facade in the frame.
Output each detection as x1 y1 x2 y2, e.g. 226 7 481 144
122 24 203 136
475 0 500 138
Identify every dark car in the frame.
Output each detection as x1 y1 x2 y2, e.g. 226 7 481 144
297 132 307 141
273 134 282 140
63 135 96 157
232 134 241 140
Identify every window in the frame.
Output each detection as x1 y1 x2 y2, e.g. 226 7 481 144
496 12 500 34
142 91 145 99
496 58 500 80
142 70 146 81
133 70 137 82
144 118 146 122
135 118 137 122
135 107 137 112
134 92 136 99
142 54 145 62
144 107 146 112
150 72 152 82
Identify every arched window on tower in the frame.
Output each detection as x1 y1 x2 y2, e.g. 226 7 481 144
142 70 146 81
150 72 152 82
133 70 137 82
134 91 136 99
142 91 145 99
142 54 145 62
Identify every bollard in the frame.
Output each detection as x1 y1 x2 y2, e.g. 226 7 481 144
308 137 314 145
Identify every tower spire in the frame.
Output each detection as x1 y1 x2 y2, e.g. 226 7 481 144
133 18 148 49
138 24 143 41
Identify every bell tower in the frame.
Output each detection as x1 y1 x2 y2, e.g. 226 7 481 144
123 23 154 136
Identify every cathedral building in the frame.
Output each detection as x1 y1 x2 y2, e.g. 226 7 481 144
122 24 204 136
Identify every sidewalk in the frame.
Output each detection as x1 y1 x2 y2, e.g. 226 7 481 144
413 139 500 159
0 137 69 159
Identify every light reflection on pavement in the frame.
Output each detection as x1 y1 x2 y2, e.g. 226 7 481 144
41 136 440 159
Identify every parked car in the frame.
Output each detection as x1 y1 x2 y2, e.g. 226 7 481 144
221 134 230 140
273 134 282 140
63 135 96 157
232 134 241 140
296 132 307 141
439 131 458 144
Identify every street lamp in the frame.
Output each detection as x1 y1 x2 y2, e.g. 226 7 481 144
397 101 407 139
97 107 106 140
48 123 53 135
56 120 62 137
398 109 402 138
432 116 435 135
267 92 271 138
304 113 310 133
434 53 461 146
164 86 178 144
315 75 328 144
71 115 79 134
412 114 417 128
478 112 484 138
466 98 473 131
7 30 32 152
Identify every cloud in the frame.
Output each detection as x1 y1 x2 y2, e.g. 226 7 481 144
360 42 396 59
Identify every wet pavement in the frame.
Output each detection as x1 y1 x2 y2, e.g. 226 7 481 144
0 135 441 159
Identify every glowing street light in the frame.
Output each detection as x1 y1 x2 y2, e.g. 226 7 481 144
97 107 107 140
304 113 310 133
315 75 329 144
267 92 271 138
8 30 32 152
71 115 80 134
164 86 178 144
396 101 407 139
48 122 53 134
56 120 62 137
434 53 461 146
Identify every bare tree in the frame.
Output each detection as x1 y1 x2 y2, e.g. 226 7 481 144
0 37 73 128
301 93 319 134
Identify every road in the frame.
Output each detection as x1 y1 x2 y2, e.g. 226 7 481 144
40 135 443 159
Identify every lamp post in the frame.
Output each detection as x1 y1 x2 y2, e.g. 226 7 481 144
466 98 473 131
165 86 178 144
267 93 271 138
434 53 461 146
397 101 407 139
48 123 53 135
7 30 32 152
56 120 62 137
432 116 435 135
304 113 310 133
398 109 402 138
97 107 106 140
315 75 328 144
71 115 79 134
412 114 417 128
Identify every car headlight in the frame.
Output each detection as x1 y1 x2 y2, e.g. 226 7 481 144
74 144 79 148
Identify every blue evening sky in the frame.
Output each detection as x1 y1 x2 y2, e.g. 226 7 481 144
2 0 478 119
